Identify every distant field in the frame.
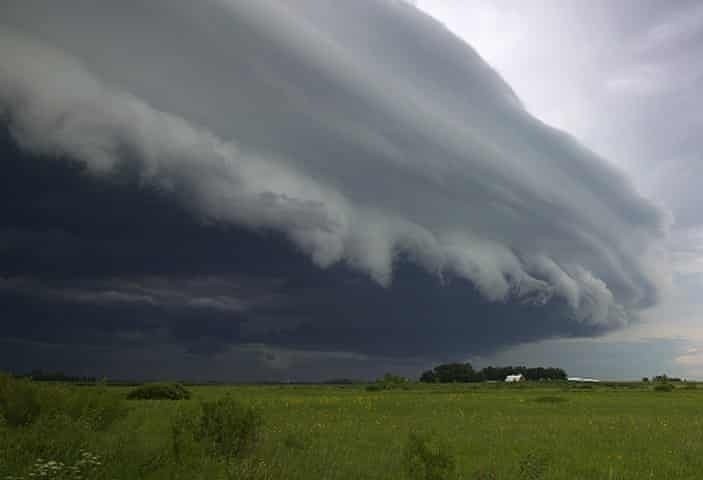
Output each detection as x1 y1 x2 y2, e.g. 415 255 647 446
2 379 703 479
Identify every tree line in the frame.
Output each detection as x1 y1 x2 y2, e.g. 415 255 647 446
22 369 97 383
419 363 567 383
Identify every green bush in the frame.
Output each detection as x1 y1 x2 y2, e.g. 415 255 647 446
127 383 191 400
197 396 262 458
653 383 674 392
403 431 455 480
0 373 41 427
0 374 126 431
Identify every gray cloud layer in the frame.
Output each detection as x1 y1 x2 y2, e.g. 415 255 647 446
0 0 666 334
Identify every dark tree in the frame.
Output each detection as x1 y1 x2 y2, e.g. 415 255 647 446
419 370 437 383
419 363 566 383
433 363 475 383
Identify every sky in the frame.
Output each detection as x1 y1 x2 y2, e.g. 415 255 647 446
0 0 700 381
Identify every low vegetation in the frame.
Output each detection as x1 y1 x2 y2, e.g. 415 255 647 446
126 383 191 400
197 396 262 457
366 373 411 391
0 374 41 427
0 373 125 430
1 373 702 479
532 396 568 404
403 430 456 480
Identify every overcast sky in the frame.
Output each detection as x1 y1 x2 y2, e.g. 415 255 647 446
0 0 701 381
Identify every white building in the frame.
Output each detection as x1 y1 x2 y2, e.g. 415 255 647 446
505 374 524 382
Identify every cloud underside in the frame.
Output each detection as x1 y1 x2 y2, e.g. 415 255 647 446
0 0 666 364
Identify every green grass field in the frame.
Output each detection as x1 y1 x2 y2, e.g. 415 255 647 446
2 378 703 479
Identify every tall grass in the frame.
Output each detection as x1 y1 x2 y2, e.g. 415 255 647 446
197 396 262 458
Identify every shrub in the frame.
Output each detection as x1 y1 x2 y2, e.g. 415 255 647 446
127 383 191 400
0 373 41 427
197 396 262 458
653 383 674 392
365 384 383 392
12 380 128 431
403 431 455 480
518 451 550 480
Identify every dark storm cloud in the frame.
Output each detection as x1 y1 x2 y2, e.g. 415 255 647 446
0 128 630 364
0 0 668 376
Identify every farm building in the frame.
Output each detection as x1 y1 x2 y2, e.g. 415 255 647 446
505 374 524 382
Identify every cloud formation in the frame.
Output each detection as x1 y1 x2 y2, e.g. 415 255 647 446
0 0 668 371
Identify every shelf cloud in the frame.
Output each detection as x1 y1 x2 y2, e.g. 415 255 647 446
0 0 668 375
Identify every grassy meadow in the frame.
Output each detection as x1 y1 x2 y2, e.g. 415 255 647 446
2 376 703 479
